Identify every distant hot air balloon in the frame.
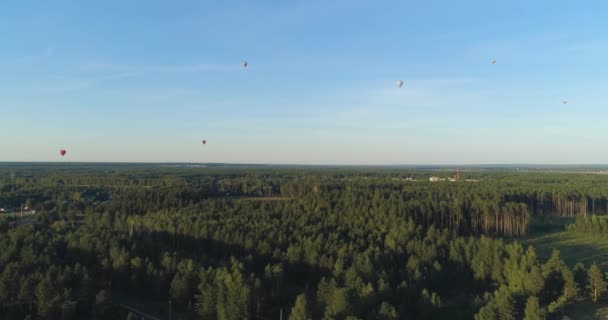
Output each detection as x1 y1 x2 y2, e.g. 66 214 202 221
243 61 248 68
491 59 496 64
396 80 404 88
202 140 207 145
59 150 66 156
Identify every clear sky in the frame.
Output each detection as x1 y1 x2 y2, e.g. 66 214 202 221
2 0 608 164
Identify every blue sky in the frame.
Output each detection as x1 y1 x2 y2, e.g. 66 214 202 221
2 0 608 164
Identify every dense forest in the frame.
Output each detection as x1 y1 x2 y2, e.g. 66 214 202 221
1 164 608 319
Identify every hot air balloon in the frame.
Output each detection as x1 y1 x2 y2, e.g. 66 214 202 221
396 80 404 88
202 140 207 145
491 59 496 64
59 150 66 156
243 61 248 68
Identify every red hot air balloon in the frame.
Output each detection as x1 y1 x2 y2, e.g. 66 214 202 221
59 150 67 156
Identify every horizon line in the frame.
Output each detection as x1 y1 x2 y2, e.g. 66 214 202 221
2 161 608 167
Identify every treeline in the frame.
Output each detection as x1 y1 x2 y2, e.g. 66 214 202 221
5 168 608 229
566 215 608 233
6 168 608 237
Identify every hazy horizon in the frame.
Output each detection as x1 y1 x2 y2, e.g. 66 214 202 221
3 1 608 163
3 161 608 168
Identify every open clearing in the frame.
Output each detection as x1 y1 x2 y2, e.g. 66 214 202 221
562 301 608 320
522 228 608 319
523 231 608 269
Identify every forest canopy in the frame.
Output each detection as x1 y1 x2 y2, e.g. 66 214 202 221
1 164 608 319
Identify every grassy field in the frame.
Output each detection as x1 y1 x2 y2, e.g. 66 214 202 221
522 231 608 269
560 301 608 320
521 221 608 319
522 215 608 268
111 293 194 320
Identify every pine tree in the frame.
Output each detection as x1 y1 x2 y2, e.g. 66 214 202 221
195 280 216 317
216 283 228 320
316 278 336 309
221 264 250 320
35 276 56 318
562 268 578 301
419 288 438 319
93 290 110 319
377 301 399 320
587 263 606 303
327 288 348 317
169 273 190 304
494 288 516 320
474 301 497 320
540 250 568 305
17 276 35 307
289 294 311 320
525 266 545 296
523 296 545 320
333 258 344 277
